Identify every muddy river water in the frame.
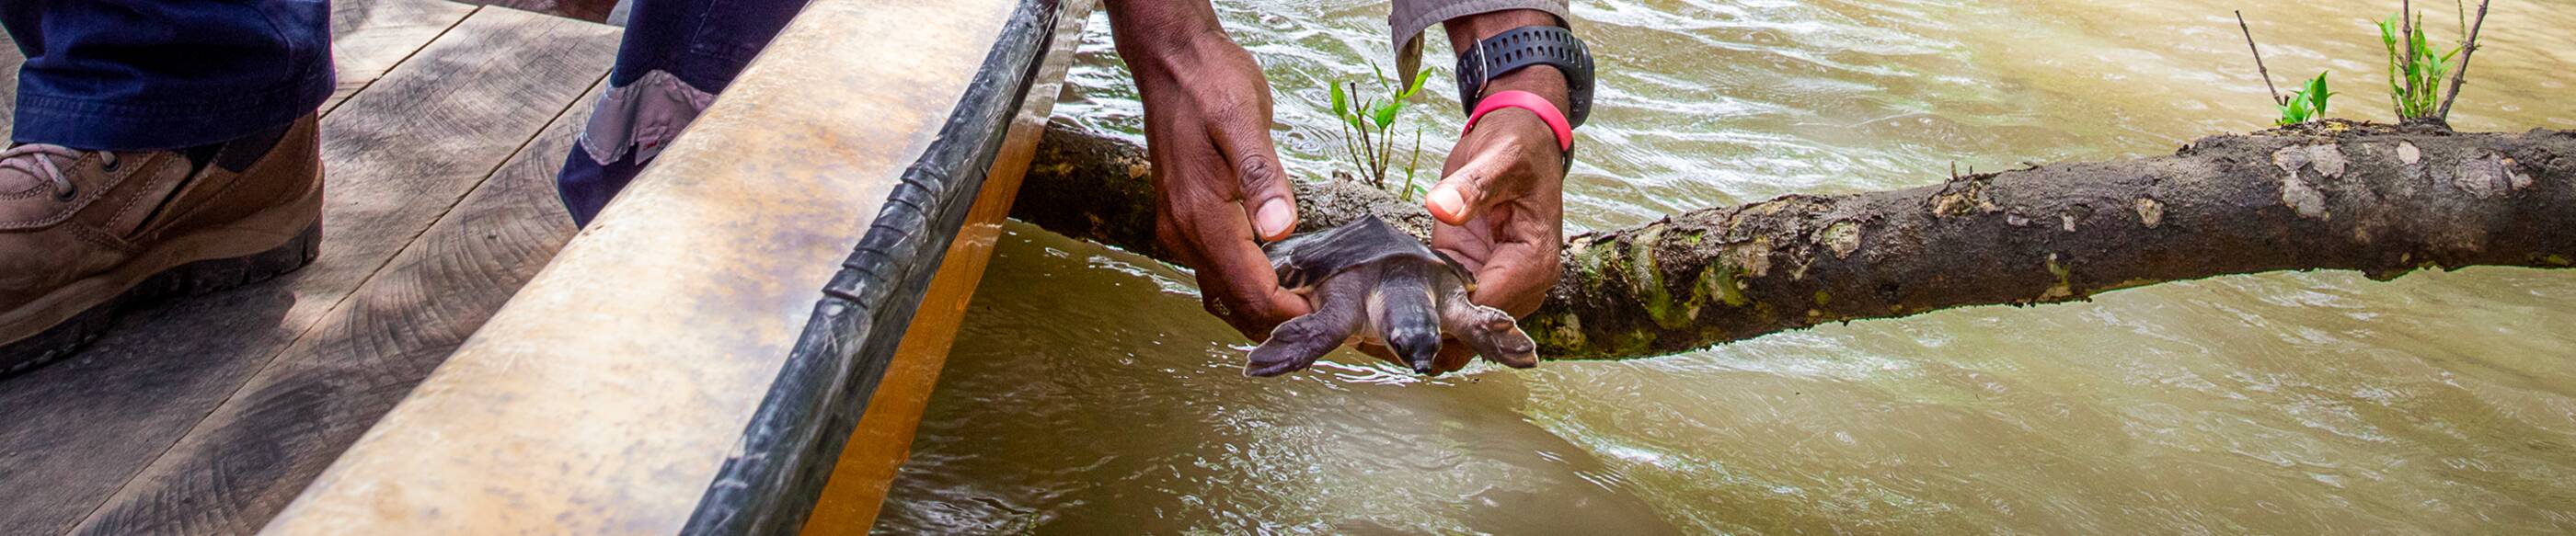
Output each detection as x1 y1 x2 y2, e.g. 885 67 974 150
874 0 2576 532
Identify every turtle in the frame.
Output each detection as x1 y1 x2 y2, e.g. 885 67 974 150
1245 215 1540 377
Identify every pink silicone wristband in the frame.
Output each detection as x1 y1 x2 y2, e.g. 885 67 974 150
1462 89 1575 152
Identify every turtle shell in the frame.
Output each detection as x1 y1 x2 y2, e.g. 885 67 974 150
1267 215 1475 292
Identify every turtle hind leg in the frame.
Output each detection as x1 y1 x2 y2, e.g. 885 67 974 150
1440 290 1540 369
1246 275 1369 377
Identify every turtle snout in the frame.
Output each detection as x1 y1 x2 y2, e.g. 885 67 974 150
1390 328 1443 374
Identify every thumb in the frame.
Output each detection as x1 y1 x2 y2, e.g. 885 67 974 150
1210 119 1298 241
1428 146 1512 225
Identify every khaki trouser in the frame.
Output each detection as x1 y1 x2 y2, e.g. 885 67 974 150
1387 0 1571 82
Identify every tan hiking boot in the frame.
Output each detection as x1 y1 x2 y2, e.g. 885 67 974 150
0 113 324 376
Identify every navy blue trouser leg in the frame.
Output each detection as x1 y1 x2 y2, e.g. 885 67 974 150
557 0 811 226
2 0 333 150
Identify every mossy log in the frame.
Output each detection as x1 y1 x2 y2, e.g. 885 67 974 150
1012 120 2576 360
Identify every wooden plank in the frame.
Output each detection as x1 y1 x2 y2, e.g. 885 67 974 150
261 0 1044 532
795 2 1094 532
67 78 607 536
0 36 16 136
454 0 621 22
0 7 615 535
0 0 464 527
0 0 475 140
322 0 481 114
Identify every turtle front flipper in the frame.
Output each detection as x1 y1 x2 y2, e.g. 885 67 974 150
1246 274 1370 377
1439 284 1539 369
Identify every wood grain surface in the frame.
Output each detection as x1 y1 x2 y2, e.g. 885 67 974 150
0 5 615 534
795 2 1096 532
322 0 481 114
69 78 606 536
261 0 1032 532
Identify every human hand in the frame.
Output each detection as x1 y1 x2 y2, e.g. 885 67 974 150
1349 67 1569 374
1107 5 1309 338
1420 114 1565 373
1404 11 1577 374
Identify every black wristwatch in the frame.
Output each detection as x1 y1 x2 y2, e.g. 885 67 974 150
1455 25 1596 128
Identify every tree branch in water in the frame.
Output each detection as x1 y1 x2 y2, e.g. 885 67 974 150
1013 120 2576 361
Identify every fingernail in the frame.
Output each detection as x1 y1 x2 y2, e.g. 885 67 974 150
1255 199 1294 238
1428 187 1466 220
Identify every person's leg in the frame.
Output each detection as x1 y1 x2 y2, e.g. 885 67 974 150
4 0 332 149
0 0 333 374
558 0 810 225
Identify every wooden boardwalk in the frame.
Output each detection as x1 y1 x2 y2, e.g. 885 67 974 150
0 2 619 534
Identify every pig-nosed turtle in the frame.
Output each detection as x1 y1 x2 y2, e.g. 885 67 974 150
1246 215 1540 377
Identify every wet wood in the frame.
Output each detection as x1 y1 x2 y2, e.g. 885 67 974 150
262 0 1036 533
0 5 615 534
1016 120 2576 361
67 79 606 536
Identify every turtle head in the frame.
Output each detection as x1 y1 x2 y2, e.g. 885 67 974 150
1372 264 1448 374
1387 320 1443 374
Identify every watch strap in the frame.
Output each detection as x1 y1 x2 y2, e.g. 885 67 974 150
1455 25 1595 128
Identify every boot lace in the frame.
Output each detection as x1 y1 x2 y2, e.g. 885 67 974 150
2 143 112 201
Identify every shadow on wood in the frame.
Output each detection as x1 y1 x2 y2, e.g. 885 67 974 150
0 3 617 535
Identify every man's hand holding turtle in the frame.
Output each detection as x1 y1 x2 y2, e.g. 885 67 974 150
1106 1 1311 338
1107 3 1582 375
1408 10 1576 373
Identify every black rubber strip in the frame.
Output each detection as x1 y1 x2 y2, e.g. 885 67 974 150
678 1 1060 533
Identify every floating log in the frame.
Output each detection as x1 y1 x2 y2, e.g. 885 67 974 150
1015 120 2576 360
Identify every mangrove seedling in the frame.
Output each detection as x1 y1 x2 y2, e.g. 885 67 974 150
1327 62 1434 200
2277 72 2336 126
2239 2 2488 126
2234 11 2331 126
2380 0 2491 122
2380 8 2459 120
